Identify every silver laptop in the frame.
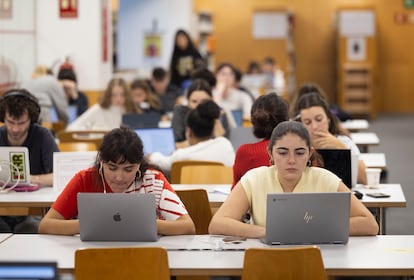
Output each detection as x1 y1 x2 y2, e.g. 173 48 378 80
262 192 350 245
77 193 158 242
0 146 39 190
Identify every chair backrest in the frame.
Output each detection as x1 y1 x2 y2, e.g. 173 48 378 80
180 165 233 184
175 189 213 234
170 160 224 184
57 130 108 149
74 247 170 280
58 142 97 152
242 246 327 280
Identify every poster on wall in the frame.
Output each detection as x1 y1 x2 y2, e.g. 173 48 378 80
59 0 78 19
0 0 12 19
144 34 161 58
347 37 366 61
252 12 288 39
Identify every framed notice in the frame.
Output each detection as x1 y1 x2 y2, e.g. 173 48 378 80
252 11 288 39
144 34 161 58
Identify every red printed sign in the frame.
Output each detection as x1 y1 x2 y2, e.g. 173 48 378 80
59 0 78 18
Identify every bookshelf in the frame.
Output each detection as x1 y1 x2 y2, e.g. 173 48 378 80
196 11 215 70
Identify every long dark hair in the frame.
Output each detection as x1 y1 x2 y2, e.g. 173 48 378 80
293 92 341 135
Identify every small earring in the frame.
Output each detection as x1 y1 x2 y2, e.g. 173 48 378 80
307 159 312 167
269 157 274 165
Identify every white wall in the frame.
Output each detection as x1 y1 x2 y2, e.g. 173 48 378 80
117 0 193 76
0 0 36 85
36 0 112 90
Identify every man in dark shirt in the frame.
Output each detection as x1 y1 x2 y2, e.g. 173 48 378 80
57 67 89 120
0 88 59 233
150 67 184 119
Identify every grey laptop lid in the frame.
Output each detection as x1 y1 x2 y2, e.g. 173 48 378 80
78 193 158 242
262 192 350 245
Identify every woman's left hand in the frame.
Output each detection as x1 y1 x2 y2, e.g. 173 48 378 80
311 131 347 149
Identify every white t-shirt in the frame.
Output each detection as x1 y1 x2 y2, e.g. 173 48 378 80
149 136 235 172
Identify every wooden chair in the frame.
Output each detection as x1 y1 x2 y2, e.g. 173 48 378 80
175 189 213 234
170 160 225 184
180 165 233 184
57 130 108 149
74 247 170 280
52 120 66 134
58 142 97 152
242 246 327 280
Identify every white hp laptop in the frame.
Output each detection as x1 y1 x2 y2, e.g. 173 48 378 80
77 193 158 242
261 192 350 245
0 146 39 191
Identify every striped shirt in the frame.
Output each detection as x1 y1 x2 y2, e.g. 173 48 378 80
52 167 187 221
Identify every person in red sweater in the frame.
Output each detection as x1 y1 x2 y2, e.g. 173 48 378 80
231 93 288 189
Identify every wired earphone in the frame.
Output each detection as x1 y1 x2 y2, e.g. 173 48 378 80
0 160 21 193
99 161 107 194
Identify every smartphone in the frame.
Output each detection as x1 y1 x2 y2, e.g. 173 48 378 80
366 192 390 198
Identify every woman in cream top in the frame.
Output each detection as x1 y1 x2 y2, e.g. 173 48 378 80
67 78 137 131
209 121 378 238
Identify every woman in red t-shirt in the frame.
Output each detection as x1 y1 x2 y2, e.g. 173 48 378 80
38 127 195 236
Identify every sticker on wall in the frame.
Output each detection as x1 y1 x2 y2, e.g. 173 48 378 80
144 34 161 59
59 0 78 19
347 37 366 61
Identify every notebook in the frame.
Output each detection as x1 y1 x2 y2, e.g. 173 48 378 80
135 128 176 156
77 193 158 241
0 146 39 191
122 111 162 129
262 192 350 245
52 151 97 191
316 149 353 189
0 261 58 280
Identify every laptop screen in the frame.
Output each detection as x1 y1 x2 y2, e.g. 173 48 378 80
135 128 175 156
122 112 161 129
0 262 58 280
316 149 352 189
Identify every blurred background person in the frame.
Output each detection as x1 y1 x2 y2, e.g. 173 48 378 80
57 67 89 120
130 79 162 114
213 62 253 121
262 56 286 95
246 60 262 74
171 78 234 148
169 29 203 89
20 65 69 124
232 93 289 189
149 67 184 120
67 78 137 131
149 99 235 173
